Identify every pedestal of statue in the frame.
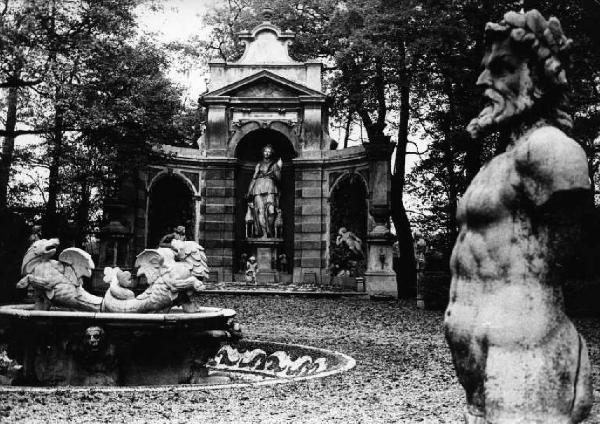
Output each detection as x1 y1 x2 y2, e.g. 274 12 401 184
364 226 397 299
247 237 283 284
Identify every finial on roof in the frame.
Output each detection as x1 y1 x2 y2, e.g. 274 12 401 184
262 7 274 21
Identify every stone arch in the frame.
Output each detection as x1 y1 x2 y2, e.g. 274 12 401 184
146 174 195 248
329 171 369 198
230 121 299 159
147 169 198 197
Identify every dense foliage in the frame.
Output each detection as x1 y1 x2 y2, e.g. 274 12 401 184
0 0 192 243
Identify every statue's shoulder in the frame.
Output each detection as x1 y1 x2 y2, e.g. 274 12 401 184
520 126 585 161
515 125 590 204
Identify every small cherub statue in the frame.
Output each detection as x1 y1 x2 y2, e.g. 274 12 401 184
245 256 258 284
278 253 288 273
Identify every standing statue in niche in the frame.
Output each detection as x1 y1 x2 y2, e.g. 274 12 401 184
246 145 283 238
444 10 592 424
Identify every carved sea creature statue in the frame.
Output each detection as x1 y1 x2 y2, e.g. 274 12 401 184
102 240 208 313
17 238 103 311
444 10 593 423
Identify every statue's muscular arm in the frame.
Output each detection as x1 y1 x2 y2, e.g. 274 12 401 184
516 127 590 207
515 126 592 270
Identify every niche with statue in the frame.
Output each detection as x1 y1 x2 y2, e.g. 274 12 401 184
329 174 367 289
234 129 296 284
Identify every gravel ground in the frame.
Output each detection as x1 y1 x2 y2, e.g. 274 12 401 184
1 295 599 424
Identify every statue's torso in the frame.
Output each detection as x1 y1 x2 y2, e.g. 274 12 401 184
251 160 279 195
447 135 566 345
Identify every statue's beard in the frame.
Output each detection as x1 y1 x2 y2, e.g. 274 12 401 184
467 79 535 139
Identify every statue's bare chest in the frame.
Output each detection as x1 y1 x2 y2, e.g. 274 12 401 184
457 151 520 226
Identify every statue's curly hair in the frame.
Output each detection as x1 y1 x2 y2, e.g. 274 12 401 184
485 9 573 130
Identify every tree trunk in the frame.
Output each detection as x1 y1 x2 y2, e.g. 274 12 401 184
0 85 19 211
391 84 416 298
443 85 459 253
75 175 90 248
43 106 64 238
343 109 352 149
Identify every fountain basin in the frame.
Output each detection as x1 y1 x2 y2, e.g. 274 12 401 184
0 339 356 392
0 304 240 386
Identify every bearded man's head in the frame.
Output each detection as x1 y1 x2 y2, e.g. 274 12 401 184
467 10 573 138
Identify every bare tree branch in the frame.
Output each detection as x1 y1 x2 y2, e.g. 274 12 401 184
19 170 47 204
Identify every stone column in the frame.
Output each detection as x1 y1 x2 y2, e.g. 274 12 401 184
364 139 397 298
205 103 228 155
193 195 202 242
143 189 150 248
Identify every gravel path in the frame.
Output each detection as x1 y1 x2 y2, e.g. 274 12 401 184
1 295 599 423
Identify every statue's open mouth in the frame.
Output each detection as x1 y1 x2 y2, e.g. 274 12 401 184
484 89 503 110
44 239 60 256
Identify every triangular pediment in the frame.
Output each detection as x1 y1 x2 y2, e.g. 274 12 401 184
205 70 325 98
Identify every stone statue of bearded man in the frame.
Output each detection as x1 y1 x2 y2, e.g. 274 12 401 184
444 9 593 424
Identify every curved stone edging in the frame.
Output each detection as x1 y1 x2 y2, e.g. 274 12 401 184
0 304 236 322
0 340 356 393
202 290 369 298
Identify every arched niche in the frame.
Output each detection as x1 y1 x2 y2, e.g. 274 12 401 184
230 122 299 160
147 175 195 248
233 128 296 274
233 127 298 162
329 173 368 277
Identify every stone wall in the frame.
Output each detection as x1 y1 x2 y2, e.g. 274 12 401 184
293 166 327 283
200 166 236 282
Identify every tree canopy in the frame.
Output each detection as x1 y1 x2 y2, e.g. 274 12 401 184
0 0 191 243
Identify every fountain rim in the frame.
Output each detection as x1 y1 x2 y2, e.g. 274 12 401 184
0 340 356 393
0 303 237 323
